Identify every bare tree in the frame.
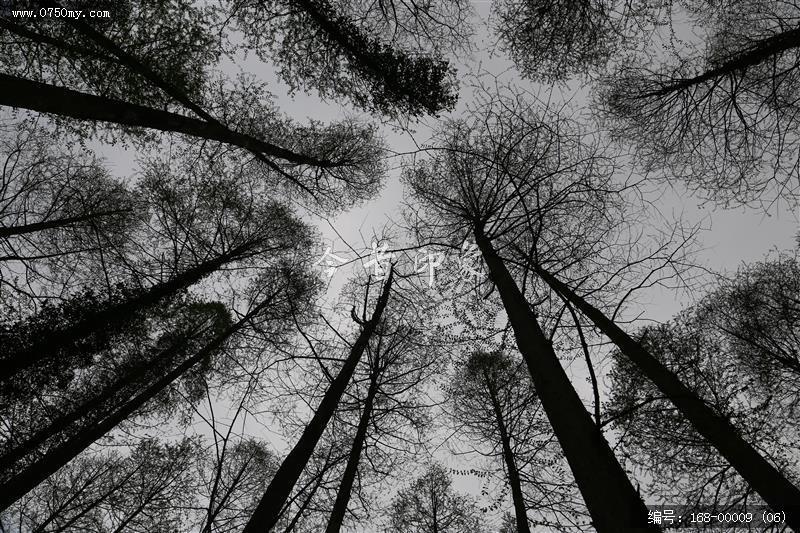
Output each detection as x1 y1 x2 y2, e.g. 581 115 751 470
386 464 486 533
602 0 800 206
404 87 655 531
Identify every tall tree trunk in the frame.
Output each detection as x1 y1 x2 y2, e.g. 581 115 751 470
325 371 379 533
486 380 531 533
0 210 130 238
639 27 800 98
1 243 252 382
473 229 655 532
0 298 265 512
244 271 393 533
534 264 800 528
0 74 334 168
0 319 212 472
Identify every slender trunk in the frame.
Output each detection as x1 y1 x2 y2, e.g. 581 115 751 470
0 300 261 512
0 74 333 168
486 381 531 533
0 320 211 472
1 244 247 382
244 271 393 533
534 264 800 527
473 229 654 532
0 210 130 238
325 373 379 533
565 301 602 425
639 27 800 98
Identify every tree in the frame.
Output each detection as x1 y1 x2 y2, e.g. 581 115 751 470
243 270 394 532
491 0 663 81
232 0 463 117
0 157 312 385
0 2 386 210
448 350 587 532
530 261 800 528
0 262 315 511
0 116 136 310
606 305 800 517
699 250 800 389
2 437 198 533
404 87 655 531
386 464 485 533
449 351 532 533
324 298 444 533
602 0 800 205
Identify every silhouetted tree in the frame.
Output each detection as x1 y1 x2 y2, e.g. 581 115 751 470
531 262 800 528
2 437 198 532
0 2 386 210
233 0 462 117
386 464 486 533
404 87 655 531
492 0 663 80
244 270 394 532
449 350 533 533
606 302 800 519
603 0 800 205
0 262 314 511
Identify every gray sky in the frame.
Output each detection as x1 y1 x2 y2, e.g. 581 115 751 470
86 1 799 528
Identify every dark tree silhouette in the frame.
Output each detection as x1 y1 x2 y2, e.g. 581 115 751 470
233 0 461 117
0 263 312 512
0 117 135 308
603 1 800 205
449 350 533 533
606 299 800 519
530 262 800 527
244 270 394 532
492 0 662 80
386 464 486 533
404 88 655 531
2 437 199 533
0 3 386 210
323 299 443 533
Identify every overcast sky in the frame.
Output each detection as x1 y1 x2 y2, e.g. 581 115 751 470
85 2 799 526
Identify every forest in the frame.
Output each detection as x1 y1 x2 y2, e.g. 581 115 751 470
0 0 799 531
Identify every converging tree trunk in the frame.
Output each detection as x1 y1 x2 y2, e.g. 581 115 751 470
639 27 800 98
0 297 268 512
325 369 379 533
0 74 334 169
244 270 393 533
0 318 213 472
474 229 655 532
1 241 257 383
533 264 800 528
485 374 531 533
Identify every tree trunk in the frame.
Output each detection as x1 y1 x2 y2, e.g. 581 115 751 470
534 264 800 528
474 229 654 532
1 244 249 382
0 74 333 168
0 319 212 472
243 271 393 533
486 380 531 533
325 372 379 533
0 299 261 512
639 27 800 98
0 210 130 238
